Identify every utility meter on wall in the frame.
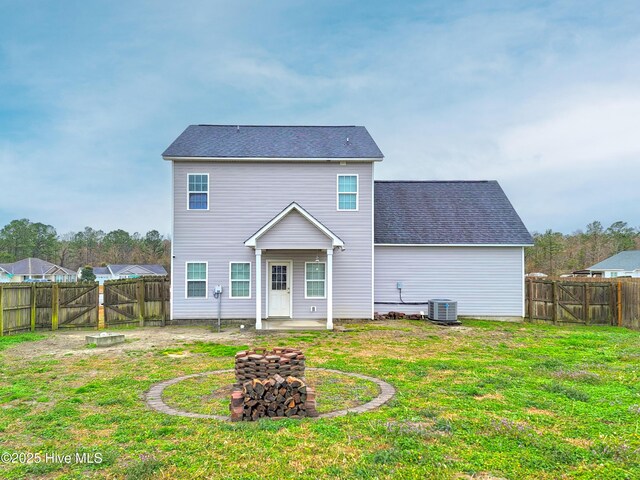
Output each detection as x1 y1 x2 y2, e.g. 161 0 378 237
214 285 223 294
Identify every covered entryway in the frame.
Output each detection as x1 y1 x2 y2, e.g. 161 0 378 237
244 202 344 330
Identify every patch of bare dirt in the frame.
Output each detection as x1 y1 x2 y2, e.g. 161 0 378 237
457 475 509 480
526 407 556 417
3 326 256 361
474 393 505 402
565 437 594 448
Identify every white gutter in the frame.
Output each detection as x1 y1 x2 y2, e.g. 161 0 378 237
162 156 383 163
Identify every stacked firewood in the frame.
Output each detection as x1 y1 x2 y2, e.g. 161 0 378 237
230 373 318 421
374 311 422 320
234 348 306 385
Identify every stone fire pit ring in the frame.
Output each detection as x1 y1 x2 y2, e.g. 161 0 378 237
145 368 395 421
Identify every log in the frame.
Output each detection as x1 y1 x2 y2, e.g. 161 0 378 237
229 375 317 421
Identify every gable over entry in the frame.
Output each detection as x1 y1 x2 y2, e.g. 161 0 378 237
244 202 344 250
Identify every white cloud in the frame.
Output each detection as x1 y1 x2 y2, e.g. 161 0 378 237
2 1 640 236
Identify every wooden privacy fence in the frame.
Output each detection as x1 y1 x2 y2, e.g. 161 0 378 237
0 282 99 336
104 277 169 327
526 278 640 330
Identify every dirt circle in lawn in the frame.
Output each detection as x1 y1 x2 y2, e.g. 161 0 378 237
146 368 395 420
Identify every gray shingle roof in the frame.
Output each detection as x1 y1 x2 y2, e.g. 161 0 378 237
162 125 384 159
588 251 640 271
374 181 533 245
0 258 76 276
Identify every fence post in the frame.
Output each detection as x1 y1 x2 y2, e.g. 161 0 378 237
30 283 37 332
617 281 622 327
583 283 590 325
552 281 558 324
0 285 4 337
160 278 166 327
51 284 59 331
527 279 533 321
137 279 145 327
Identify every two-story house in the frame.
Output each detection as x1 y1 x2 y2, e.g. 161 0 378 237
163 125 532 329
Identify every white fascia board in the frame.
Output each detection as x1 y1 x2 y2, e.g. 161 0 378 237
163 155 382 163
374 243 534 247
245 202 344 248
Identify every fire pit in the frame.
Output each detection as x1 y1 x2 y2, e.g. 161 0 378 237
230 348 317 421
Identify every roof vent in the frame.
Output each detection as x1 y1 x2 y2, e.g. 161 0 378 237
236 125 240 131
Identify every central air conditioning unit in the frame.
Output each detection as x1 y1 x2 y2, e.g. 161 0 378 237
428 299 458 323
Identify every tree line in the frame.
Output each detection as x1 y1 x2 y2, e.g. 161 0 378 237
0 219 170 271
526 221 640 276
1 217 637 277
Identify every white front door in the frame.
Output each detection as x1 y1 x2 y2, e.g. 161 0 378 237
268 262 291 317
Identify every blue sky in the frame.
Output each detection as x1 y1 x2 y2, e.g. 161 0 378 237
2 0 640 235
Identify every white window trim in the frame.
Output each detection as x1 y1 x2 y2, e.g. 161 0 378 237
185 261 208 299
304 261 327 299
187 173 210 211
229 261 251 299
336 174 359 211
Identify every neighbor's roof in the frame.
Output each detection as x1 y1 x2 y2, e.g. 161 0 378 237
374 181 533 245
0 258 76 276
588 251 640 271
108 264 168 276
162 125 384 159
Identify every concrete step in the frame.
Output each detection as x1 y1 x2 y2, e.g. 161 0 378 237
262 319 328 331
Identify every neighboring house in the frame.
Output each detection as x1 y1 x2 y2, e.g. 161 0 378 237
0 258 77 283
588 251 640 278
78 264 168 284
163 125 533 329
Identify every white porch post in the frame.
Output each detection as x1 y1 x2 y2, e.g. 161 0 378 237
255 249 262 330
326 248 333 330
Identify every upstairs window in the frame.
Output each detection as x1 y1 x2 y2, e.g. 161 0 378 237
188 174 208 210
230 262 251 298
186 262 207 298
337 174 358 210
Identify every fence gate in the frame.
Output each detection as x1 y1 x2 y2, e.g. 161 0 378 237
103 277 169 328
527 279 613 326
58 283 99 328
104 281 140 326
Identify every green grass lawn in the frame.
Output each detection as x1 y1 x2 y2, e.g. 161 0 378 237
0 320 639 479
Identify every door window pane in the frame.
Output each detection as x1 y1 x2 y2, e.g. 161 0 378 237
271 265 287 290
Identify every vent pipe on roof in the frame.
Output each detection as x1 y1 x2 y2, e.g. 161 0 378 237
346 136 350 144
236 125 240 131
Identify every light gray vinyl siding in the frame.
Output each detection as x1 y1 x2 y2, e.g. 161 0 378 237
256 211 332 250
374 246 524 317
172 161 373 320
